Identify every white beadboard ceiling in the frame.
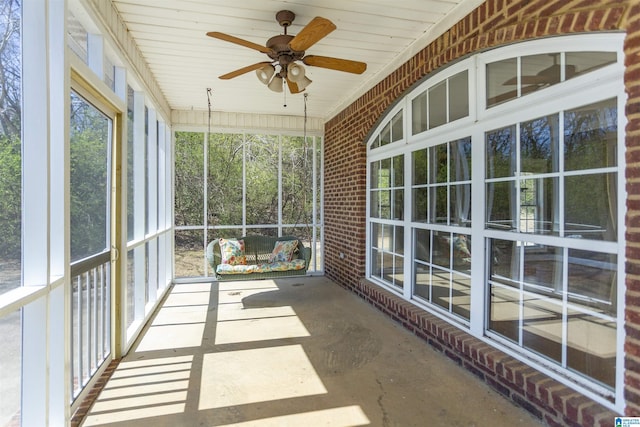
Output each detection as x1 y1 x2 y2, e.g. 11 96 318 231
111 0 481 120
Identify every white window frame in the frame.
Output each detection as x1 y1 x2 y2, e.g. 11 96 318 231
366 33 626 412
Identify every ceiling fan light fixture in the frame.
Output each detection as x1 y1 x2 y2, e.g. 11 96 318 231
256 64 275 84
268 75 284 92
297 75 312 90
287 62 305 83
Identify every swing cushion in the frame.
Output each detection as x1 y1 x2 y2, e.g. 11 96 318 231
206 235 311 281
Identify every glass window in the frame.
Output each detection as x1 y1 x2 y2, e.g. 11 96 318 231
369 37 623 398
487 57 517 107
69 90 111 261
428 81 447 129
0 0 21 296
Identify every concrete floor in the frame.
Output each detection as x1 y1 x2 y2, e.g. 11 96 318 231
81 276 542 427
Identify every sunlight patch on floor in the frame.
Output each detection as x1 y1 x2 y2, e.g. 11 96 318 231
216 405 371 427
199 344 327 409
81 356 193 426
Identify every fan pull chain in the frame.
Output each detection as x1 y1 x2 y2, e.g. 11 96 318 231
283 81 287 107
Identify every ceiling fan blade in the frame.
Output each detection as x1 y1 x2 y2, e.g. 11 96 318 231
219 61 273 80
207 31 271 54
286 79 304 94
289 17 336 51
303 55 367 74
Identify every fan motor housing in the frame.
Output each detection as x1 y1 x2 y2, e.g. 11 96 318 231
266 34 304 63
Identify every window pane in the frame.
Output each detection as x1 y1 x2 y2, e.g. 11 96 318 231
126 86 134 241
487 58 517 107
282 136 312 224
450 184 471 227
70 91 111 262
568 249 616 314
431 267 450 310
521 114 559 174
393 189 404 220
564 98 617 171
412 188 427 222
523 245 562 290
565 173 616 241
489 284 519 343
391 110 403 142
208 133 243 226
0 309 21 427
449 70 469 121
486 181 516 230
450 137 471 182
380 122 391 147
412 149 427 185
521 53 561 95
0 0 21 296
245 134 278 225
429 185 447 224
523 292 562 362
412 92 427 135
174 132 204 226
429 144 448 184
174 229 204 277
486 125 516 179
393 155 404 187
451 272 471 320
566 52 617 79
519 177 559 235
432 231 450 269
428 81 447 129
414 228 430 263
567 309 616 387
489 239 520 287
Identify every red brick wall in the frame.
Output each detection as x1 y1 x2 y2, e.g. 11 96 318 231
324 0 639 423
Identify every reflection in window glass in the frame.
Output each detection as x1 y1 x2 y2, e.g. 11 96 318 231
564 98 617 171
428 81 447 129
449 70 469 121
486 181 516 230
371 224 404 289
0 0 21 296
521 115 559 174
566 52 616 79
486 125 516 179
391 110 403 142
567 308 616 387
414 229 470 320
487 58 517 107
565 173 616 241
412 92 427 135
567 249 617 314
521 53 561 95
523 291 562 362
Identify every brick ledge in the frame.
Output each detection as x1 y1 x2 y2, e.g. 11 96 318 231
339 277 620 427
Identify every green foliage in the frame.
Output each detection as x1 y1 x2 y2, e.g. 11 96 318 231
0 134 20 259
69 93 110 260
175 131 317 244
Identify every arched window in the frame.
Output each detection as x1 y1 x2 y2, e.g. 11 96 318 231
366 34 625 409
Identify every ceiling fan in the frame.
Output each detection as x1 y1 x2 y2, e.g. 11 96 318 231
206 10 367 94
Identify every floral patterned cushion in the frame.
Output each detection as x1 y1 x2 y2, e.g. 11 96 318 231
216 264 257 274
268 240 298 263
216 259 306 275
269 259 306 271
219 238 246 265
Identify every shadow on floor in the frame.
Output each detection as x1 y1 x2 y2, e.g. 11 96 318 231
80 276 541 427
